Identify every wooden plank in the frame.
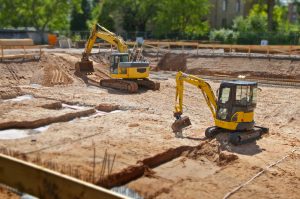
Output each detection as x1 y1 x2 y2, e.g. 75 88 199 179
1 45 50 49
0 53 41 59
0 154 127 199
0 39 34 46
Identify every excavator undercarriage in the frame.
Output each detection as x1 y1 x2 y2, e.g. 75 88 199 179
100 78 160 93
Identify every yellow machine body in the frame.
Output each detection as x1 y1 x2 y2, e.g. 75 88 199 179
173 71 256 132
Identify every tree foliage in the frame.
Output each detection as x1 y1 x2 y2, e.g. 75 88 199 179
153 0 210 37
70 0 92 31
0 0 81 32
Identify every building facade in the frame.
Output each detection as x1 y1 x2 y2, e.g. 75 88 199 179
288 2 299 23
209 0 254 29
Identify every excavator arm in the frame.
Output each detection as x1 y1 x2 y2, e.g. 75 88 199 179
172 71 218 131
84 24 128 55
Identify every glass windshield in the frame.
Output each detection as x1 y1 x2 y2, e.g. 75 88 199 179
120 55 129 62
252 87 257 104
220 87 230 104
236 85 255 105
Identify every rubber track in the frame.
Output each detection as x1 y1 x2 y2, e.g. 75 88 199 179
100 79 139 93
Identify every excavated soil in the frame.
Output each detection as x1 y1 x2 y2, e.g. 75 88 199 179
151 52 300 80
0 50 299 199
156 53 187 72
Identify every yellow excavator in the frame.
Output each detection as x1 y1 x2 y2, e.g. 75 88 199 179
172 71 268 145
75 24 160 93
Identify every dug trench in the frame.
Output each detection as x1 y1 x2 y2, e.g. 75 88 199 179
0 95 121 132
96 140 238 189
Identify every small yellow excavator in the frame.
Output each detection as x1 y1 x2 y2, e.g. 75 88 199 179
75 24 160 93
172 71 268 145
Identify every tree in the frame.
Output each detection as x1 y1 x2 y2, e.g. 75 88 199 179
116 0 158 32
70 0 92 31
153 0 210 37
267 0 276 31
0 0 81 32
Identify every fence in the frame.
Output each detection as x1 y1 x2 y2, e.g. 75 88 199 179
64 30 300 45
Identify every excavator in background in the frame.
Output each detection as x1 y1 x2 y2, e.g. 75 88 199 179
172 71 268 145
75 24 160 93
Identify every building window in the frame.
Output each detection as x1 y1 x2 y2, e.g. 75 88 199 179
222 0 228 12
236 0 241 13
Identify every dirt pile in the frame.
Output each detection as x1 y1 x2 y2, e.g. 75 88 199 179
183 140 238 166
156 53 187 71
0 53 77 87
185 57 300 79
30 54 74 86
31 64 73 86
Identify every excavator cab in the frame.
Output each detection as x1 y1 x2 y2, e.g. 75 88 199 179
216 81 257 131
109 53 150 79
110 53 129 74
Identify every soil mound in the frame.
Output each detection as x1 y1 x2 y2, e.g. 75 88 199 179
30 54 74 86
0 53 76 87
156 53 187 71
31 64 73 86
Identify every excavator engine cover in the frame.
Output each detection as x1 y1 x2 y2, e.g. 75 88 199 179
75 61 94 73
171 116 191 132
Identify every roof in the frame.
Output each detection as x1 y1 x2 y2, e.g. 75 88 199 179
221 80 257 86
111 53 129 56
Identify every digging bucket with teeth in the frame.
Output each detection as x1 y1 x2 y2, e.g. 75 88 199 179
171 116 191 132
75 61 94 73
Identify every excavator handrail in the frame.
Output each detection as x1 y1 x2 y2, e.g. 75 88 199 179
174 71 218 119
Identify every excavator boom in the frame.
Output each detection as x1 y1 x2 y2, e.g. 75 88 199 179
172 72 218 132
76 24 128 73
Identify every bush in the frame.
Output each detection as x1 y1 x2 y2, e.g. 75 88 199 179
209 29 239 44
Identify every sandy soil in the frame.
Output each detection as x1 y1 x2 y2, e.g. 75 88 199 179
0 51 299 198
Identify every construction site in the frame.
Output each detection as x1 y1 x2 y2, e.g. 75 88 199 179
0 33 299 198
0 1 300 198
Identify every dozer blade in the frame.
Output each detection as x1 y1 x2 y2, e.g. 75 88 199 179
171 116 191 132
75 61 94 73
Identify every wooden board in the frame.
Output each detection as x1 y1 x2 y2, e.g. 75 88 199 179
0 53 41 60
0 39 34 46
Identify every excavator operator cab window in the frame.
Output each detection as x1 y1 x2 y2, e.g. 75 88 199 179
217 87 231 120
110 55 121 74
220 87 230 104
119 55 129 62
235 85 256 106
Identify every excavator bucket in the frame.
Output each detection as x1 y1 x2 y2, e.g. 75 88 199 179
75 61 94 73
171 116 191 132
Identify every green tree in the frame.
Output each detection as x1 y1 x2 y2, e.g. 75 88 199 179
70 0 92 31
153 0 210 37
116 0 158 32
0 0 81 32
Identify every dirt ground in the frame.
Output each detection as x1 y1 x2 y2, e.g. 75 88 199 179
0 50 299 199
